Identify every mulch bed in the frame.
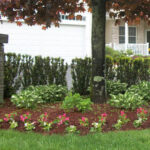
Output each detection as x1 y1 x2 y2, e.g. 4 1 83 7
0 99 150 135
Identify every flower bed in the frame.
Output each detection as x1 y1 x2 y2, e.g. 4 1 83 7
0 99 150 135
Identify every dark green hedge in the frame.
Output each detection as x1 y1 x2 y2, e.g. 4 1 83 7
4 53 150 97
71 56 150 95
4 53 68 98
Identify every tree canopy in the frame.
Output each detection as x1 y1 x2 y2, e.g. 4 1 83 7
0 0 150 28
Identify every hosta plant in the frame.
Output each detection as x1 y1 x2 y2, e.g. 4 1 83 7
133 108 148 128
127 81 150 102
79 117 89 127
109 92 146 110
114 111 130 130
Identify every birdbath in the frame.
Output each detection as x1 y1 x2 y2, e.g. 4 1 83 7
0 34 8 103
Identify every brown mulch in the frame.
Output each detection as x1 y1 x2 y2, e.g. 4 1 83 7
0 99 150 135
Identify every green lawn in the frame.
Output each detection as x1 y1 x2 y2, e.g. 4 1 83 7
0 129 150 150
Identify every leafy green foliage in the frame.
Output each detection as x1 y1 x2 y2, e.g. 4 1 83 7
108 81 150 110
11 85 68 108
105 46 121 57
108 92 146 110
71 57 92 95
65 125 79 134
127 81 150 102
62 93 93 112
27 85 68 103
11 89 43 108
106 80 127 96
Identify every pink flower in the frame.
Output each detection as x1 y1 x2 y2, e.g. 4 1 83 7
120 111 125 116
4 117 8 122
65 117 69 121
44 112 47 116
144 110 147 114
101 113 107 118
8 114 11 118
81 117 86 122
63 113 66 117
20 115 25 122
137 108 143 114
58 120 63 126
58 115 62 119
26 112 29 115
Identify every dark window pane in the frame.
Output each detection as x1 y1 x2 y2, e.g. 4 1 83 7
119 36 125 44
129 27 136 36
129 37 136 43
119 26 125 35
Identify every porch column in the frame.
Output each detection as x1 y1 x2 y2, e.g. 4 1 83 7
0 34 8 103
125 22 128 50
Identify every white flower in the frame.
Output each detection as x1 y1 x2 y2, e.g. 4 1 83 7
70 125 75 129
92 122 99 128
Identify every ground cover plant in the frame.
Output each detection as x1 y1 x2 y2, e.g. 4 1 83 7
108 81 150 110
11 84 67 108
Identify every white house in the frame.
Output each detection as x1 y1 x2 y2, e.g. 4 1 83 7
0 12 92 64
0 12 150 64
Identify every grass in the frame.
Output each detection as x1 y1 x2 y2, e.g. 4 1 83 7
0 129 150 150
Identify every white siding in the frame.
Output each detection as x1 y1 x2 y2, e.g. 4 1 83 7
0 21 87 64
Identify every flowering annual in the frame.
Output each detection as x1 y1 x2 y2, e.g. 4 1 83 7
79 117 89 127
56 113 69 126
133 108 148 128
38 112 53 131
4 112 18 129
20 112 31 123
114 111 130 130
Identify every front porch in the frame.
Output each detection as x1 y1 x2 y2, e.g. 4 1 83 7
106 43 149 56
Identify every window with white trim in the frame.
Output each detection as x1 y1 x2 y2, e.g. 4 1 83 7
119 26 136 44
60 15 86 21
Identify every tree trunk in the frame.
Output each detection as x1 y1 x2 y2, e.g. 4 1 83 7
0 43 4 103
91 0 106 103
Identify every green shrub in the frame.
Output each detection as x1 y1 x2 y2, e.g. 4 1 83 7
127 81 150 102
62 93 93 112
106 80 127 96
71 57 92 95
105 46 121 57
108 92 147 110
27 85 68 103
11 85 68 108
11 90 43 108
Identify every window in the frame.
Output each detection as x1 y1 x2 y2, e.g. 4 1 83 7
119 26 125 44
119 26 136 44
128 27 136 43
60 15 86 21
